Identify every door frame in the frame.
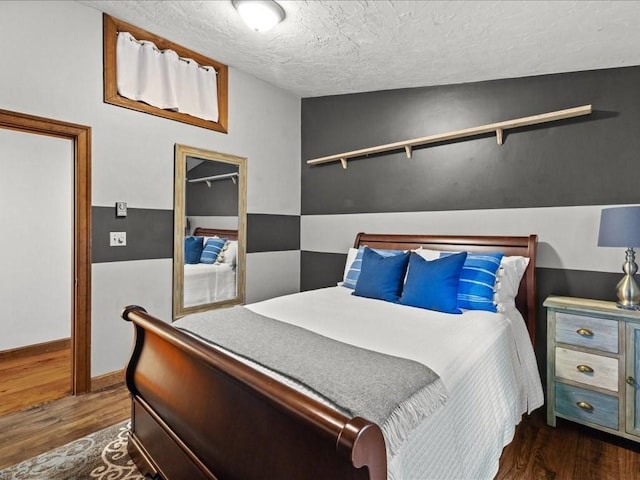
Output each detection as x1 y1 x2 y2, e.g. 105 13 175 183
0 109 91 394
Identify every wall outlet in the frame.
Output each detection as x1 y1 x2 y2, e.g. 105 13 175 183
110 232 126 247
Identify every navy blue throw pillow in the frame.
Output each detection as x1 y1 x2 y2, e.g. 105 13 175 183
352 247 410 302
184 236 204 264
399 251 467 314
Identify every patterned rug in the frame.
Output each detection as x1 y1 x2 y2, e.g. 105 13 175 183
0 421 145 480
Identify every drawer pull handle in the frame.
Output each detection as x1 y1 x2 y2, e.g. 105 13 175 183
627 376 636 386
576 328 594 337
576 401 594 411
577 364 594 374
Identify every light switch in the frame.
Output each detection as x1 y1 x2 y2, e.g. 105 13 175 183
110 232 126 247
116 202 127 217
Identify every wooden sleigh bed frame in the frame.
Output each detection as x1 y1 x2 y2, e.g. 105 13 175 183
122 233 538 480
192 227 239 240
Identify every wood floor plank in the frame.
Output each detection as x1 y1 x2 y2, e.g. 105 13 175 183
0 383 130 470
0 346 71 416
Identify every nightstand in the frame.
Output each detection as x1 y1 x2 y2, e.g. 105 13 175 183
545 296 640 441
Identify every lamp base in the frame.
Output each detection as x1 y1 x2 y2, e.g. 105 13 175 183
616 301 640 311
615 248 640 310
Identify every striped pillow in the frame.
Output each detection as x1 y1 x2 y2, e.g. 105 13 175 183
200 237 228 264
343 247 405 289
440 251 504 312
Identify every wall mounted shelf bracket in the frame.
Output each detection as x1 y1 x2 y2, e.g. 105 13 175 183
307 104 592 169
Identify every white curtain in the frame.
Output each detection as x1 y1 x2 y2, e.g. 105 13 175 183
116 32 219 122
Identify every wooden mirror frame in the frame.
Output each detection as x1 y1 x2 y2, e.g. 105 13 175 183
173 144 247 320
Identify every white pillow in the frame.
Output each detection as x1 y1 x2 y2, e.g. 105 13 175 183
413 247 441 261
340 247 360 285
220 240 237 266
494 256 530 312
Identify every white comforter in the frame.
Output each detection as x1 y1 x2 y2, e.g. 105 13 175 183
183 263 236 307
246 286 543 480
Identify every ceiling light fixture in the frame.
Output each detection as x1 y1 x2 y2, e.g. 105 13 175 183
232 0 285 32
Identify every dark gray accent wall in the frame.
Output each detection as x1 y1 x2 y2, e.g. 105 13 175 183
300 251 347 292
92 209 301 262
186 160 239 216
247 214 300 253
300 65 640 374
302 66 640 215
92 206 173 263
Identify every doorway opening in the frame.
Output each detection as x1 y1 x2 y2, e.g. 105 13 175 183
0 109 91 413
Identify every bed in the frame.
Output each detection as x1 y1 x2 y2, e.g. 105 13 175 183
122 232 543 480
183 227 238 307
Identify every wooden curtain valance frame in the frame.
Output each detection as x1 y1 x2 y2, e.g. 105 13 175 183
307 104 592 169
103 14 229 134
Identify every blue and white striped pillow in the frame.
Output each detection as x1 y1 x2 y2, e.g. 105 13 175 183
440 251 504 312
200 237 228 264
343 247 405 289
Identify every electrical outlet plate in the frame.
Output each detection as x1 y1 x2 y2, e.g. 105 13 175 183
110 232 126 246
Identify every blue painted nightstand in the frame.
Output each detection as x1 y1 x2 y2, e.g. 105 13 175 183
545 296 640 441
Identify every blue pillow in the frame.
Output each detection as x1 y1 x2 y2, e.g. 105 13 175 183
343 247 405 289
352 247 410 302
399 251 467 314
184 236 204 264
440 251 504 312
200 237 227 264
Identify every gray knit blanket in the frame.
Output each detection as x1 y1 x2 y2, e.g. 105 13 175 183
175 306 447 456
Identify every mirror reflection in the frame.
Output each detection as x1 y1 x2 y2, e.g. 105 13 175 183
173 144 246 320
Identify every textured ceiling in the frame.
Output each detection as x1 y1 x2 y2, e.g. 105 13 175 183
78 0 640 98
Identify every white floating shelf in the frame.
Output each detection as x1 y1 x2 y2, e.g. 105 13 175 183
306 104 593 169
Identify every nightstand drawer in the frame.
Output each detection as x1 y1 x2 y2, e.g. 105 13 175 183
555 347 618 391
555 383 619 430
556 312 618 353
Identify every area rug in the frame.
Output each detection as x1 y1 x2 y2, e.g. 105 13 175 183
0 421 145 480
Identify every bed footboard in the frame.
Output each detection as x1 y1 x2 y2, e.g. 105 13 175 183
122 306 387 480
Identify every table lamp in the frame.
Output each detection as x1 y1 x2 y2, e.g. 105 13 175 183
598 206 640 310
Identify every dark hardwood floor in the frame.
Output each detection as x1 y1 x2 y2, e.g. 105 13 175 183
1 346 639 478
0 383 130 470
498 409 640 479
0 345 130 470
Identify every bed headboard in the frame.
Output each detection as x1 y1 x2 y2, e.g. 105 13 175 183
193 227 239 240
354 233 538 345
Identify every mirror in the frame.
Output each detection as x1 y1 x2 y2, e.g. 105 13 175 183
173 144 247 319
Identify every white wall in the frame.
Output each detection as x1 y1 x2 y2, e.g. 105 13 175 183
0 1 301 375
301 205 637 273
0 129 72 350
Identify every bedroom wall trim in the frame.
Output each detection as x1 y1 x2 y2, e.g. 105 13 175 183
0 338 70 362
0 109 92 395
90 369 124 392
